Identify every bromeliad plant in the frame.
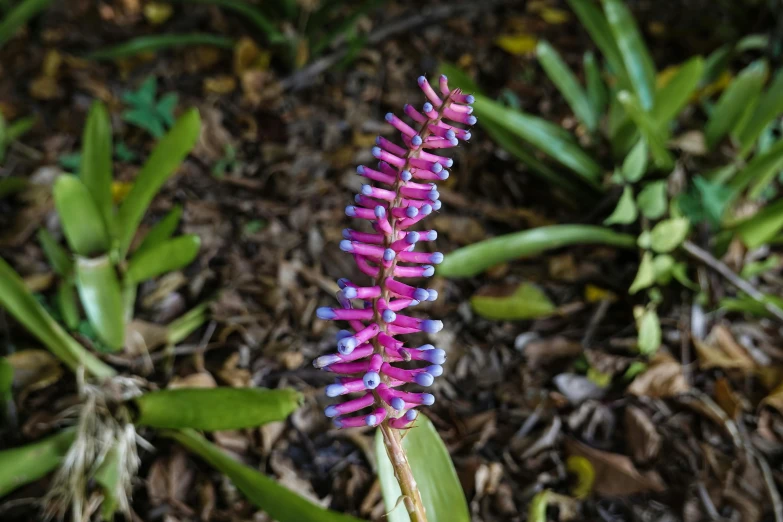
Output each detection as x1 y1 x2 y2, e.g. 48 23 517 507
315 74 474 522
0 104 361 522
439 0 783 353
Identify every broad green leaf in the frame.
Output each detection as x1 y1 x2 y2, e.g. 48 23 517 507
608 97 639 159
737 69 783 156
678 176 731 227
53 175 110 257
652 254 675 284
537 41 598 132
621 140 648 182
741 255 780 279
473 96 603 185
94 445 121 521
0 257 115 378
135 388 301 430
637 309 661 355
651 56 704 128
471 283 556 320
720 294 783 318
56 281 80 330
528 491 550 522
0 428 74 496
125 235 200 285
376 414 470 522
81 101 114 234
637 181 667 220
438 225 636 278
604 186 638 225
75 255 125 351
0 357 12 416
165 428 363 522
602 0 656 110
671 262 698 290
617 91 674 169
134 205 183 256
629 251 655 294
728 139 783 200
704 60 768 150
650 218 689 253
117 108 200 256
167 301 211 345
584 52 608 119
37 228 73 277
735 200 783 249
0 0 53 49
566 0 626 84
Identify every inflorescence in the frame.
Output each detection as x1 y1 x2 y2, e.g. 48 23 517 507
315 74 475 429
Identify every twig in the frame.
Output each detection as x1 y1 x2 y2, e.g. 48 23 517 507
682 240 783 323
277 0 510 92
582 299 611 347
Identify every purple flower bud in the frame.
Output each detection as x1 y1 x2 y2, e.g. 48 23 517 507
423 102 433 113
374 205 386 218
339 240 354 252
446 129 455 140
420 204 433 216
406 409 418 421
365 414 378 426
343 287 358 299
428 190 439 201
464 131 472 140
421 393 435 406
422 265 435 277
405 206 418 218
401 170 412 181
430 252 444 264
465 94 475 103
391 397 405 410
414 373 434 386
326 383 347 397
363 371 380 389
423 349 446 364
412 135 423 147
361 185 373 196
338 337 357 354
345 206 357 217
371 146 382 158
467 115 477 125
413 288 430 302
425 230 437 241
382 310 397 323
406 231 420 244
357 165 366 174
427 289 438 301
421 320 443 333
430 162 443 173
325 405 339 417
317 307 336 320
426 365 443 377
383 248 396 261
437 170 449 180
432 200 443 210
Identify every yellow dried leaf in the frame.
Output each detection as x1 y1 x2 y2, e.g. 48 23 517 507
7 349 63 401
203 75 237 94
495 34 538 56
42 49 62 78
111 181 133 203
23 273 55 292
584 284 616 303
566 456 594 499
694 70 732 101
143 2 173 24
29 76 60 100
648 21 666 36
295 37 309 69
233 37 270 76
539 8 570 24
352 131 377 148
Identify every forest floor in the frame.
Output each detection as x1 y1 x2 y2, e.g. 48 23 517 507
1 1 782 521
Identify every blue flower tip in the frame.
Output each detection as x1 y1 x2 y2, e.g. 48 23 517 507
375 136 381 145
361 184 372 196
415 373 434 387
449 137 459 146
418 75 426 85
382 310 397 323
445 158 454 167
337 278 350 288
446 129 456 139
414 288 429 302
432 200 443 210
427 349 446 364
422 319 443 333
391 397 405 410
422 393 435 406
365 414 378 427
371 146 382 158
326 383 347 397
423 102 433 113
464 131 472 141
406 409 418 421
466 106 474 114
325 405 339 417
426 365 444 377
431 162 443 173
336 329 352 340
316 307 336 320
428 190 439 201
440 74 447 81
409 299 421 307
423 265 435 277
465 94 475 104
342 229 352 239
426 230 437 240
427 289 439 301
338 337 357 354
343 287 358 299
356 165 365 174
385 112 393 122
437 169 449 180
332 418 344 428
374 205 386 218
401 170 412 181
406 231 420 244
405 206 418 218
430 252 444 264
467 115 477 125
383 248 396 261
345 206 357 217
363 371 380 389
339 240 354 252
412 135 423 147
421 204 433 216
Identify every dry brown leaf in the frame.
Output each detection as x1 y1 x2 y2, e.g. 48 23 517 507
624 406 660 464
146 447 195 507
565 438 665 496
7 349 63 401
627 352 689 398
760 381 783 415
125 320 169 357
714 377 744 419
23 272 55 292
523 336 582 368
693 325 756 372
168 372 217 389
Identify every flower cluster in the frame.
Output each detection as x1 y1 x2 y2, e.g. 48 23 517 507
315 75 474 429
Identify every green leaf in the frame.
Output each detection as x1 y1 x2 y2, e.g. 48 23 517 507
537 41 598 132
650 218 689 253
470 283 555 320
604 186 638 225
584 51 608 119
0 258 115 378
0 428 75 496
652 254 675 284
473 96 603 185
678 176 731 227
81 101 114 234
629 251 655 294
136 388 301 430
37 228 73 277
121 77 180 139
651 56 704 128
122 108 165 139
53 175 110 257
86 33 234 60
566 0 626 85
637 309 661 355
617 91 674 169
0 0 53 49
737 69 783 156
0 357 12 416
439 225 636 278
735 200 783 249
637 181 667 220
134 205 183 256
602 0 656 110
741 255 780 279
376 414 470 522
166 0 285 44
75 255 125 351
621 139 648 182
720 294 783 318
165 428 363 522
117 108 200 257
528 491 550 522
125 235 200 285
0 176 28 199
58 152 82 173
728 138 783 200
93 445 121 521
56 281 80 330
704 60 768 150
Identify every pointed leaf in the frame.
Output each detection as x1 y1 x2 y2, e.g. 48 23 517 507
117 108 200 256
0 0 53 49
94 445 121 521
566 0 626 84
165 429 363 522
637 309 661 355
617 91 674 169
637 181 667 220
57 281 80 330
629 251 655 294
652 56 704 128
439 225 635 278
0 428 75 496
0 357 12 415
81 101 114 233
621 140 648 182
53 175 110 257
604 186 638 225
75 255 125 351
134 205 184 256
376 414 470 522
37 229 73 277
537 41 598 132
135 387 301 430
602 0 657 110
471 283 555 320
0 257 115 378
650 218 689 253
737 69 783 156
125 235 200 285
735 200 783 249
728 139 783 199
584 51 608 118
705 60 768 149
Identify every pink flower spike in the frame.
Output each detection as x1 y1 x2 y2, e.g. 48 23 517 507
357 165 396 185
324 392 376 417
343 229 384 245
390 409 419 429
342 285 382 300
364 407 387 427
381 363 435 386
404 103 427 124
384 113 417 137
393 264 435 278
418 76 444 106
325 360 371 374
354 255 379 277
376 136 407 157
